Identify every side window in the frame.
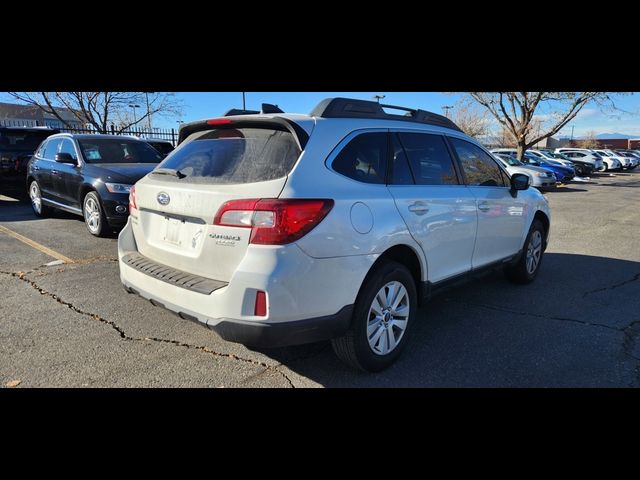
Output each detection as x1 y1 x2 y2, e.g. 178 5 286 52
576 153 585 158
43 138 62 160
59 139 77 160
450 138 507 187
398 133 459 185
36 141 47 158
390 134 414 185
332 132 388 184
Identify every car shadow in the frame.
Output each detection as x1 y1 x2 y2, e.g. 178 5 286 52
251 253 640 387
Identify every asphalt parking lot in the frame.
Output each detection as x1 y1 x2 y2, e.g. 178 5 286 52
1 173 639 388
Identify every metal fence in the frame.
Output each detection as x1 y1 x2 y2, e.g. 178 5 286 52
0 119 179 146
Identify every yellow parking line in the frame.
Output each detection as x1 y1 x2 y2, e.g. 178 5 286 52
0 224 74 264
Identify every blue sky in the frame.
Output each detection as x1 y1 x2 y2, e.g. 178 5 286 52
3 92 638 137
163 92 640 137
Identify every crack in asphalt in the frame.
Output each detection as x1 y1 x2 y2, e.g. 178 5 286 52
0 270 296 388
582 272 640 298
454 300 620 331
455 300 640 386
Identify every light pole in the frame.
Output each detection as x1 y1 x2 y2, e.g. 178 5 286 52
373 95 386 104
144 92 154 131
570 125 575 142
242 92 246 110
129 104 141 125
442 105 454 119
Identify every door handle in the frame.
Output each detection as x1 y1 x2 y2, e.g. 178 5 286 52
52 169 59 175
478 202 491 212
33 166 40 171
408 202 430 215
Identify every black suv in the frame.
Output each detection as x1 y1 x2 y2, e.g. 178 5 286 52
26 134 163 236
1 126 59 176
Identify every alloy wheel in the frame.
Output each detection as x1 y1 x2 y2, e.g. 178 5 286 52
367 281 410 355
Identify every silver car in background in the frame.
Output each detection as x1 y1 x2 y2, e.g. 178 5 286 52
492 153 557 190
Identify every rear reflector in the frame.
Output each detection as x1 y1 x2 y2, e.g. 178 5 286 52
214 199 334 245
254 291 267 317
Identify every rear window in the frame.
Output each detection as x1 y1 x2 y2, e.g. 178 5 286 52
147 141 175 156
157 127 301 184
0 130 56 150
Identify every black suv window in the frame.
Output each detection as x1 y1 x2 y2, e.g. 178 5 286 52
332 132 388 184
450 138 507 187
398 133 458 185
59 139 77 160
78 138 162 164
43 138 62 160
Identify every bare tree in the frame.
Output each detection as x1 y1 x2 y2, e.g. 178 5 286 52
451 102 491 138
466 92 621 160
7 92 183 133
580 130 600 149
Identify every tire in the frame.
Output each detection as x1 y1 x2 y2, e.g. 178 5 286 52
83 191 109 237
331 260 417 372
602 162 609 172
28 180 51 217
574 165 584 176
505 219 545 285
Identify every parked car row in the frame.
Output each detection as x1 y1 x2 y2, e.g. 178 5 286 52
23 98 555 371
1 126 174 177
489 146 640 190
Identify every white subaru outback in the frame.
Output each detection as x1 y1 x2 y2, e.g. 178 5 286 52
118 98 551 372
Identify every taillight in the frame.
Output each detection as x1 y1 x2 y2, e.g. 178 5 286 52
213 199 334 245
129 185 137 214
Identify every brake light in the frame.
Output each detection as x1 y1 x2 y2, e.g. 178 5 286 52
129 185 137 214
207 119 233 126
213 199 334 245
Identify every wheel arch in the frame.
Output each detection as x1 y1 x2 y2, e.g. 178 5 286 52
363 243 428 306
533 210 550 250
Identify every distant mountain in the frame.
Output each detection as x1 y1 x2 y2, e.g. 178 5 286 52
570 133 638 140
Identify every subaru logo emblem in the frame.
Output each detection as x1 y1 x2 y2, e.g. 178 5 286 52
157 192 170 206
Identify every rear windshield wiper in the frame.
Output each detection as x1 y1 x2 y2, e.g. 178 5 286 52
151 168 187 179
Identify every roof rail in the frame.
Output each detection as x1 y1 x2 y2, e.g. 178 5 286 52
310 97 463 132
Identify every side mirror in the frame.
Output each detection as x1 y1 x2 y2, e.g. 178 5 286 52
510 173 529 197
55 152 76 164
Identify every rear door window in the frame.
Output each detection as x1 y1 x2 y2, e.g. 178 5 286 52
158 127 301 184
398 132 459 185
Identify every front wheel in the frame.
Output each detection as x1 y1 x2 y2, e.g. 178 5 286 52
331 260 417 372
83 191 109 237
505 219 545 284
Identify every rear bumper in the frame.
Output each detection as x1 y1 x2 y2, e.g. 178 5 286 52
118 219 374 347
124 279 352 347
210 307 353 347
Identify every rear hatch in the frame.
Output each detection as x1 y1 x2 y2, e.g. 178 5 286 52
129 119 310 283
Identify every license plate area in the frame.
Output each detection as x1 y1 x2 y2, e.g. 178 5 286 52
163 216 184 246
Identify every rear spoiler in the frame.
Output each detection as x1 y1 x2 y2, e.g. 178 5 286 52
177 117 309 150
